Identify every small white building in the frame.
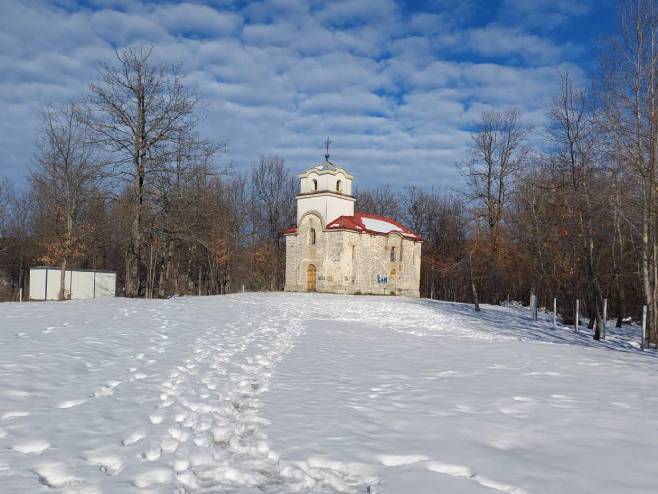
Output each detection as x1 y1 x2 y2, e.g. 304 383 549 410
29 266 116 301
284 158 422 296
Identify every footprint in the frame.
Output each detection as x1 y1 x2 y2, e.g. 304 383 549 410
122 431 146 446
86 454 124 475
161 437 179 454
143 444 162 461
168 426 189 442
149 414 164 425
57 399 87 409
132 468 172 488
177 471 199 489
1 411 30 420
92 381 121 398
174 459 189 472
475 475 530 493
12 440 50 455
33 462 80 488
193 435 211 448
377 454 429 467
426 461 473 477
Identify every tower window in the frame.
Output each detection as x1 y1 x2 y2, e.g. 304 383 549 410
309 228 316 245
390 247 396 262
336 180 341 192
312 179 318 191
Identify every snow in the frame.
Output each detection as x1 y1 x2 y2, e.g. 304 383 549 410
1 293 658 493
361 217 402 233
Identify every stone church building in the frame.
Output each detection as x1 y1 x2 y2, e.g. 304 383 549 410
283 158 422 297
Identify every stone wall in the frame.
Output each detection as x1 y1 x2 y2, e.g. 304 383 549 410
284 217 421 297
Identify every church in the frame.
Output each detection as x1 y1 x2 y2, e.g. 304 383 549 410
283 151 422 297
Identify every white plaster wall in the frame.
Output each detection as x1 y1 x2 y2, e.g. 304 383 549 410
296 193 355 225
300 171 352 195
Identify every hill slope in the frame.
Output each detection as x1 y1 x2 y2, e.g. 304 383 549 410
0 293 657 493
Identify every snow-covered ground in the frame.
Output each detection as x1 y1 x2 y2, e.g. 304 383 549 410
1 293 657 493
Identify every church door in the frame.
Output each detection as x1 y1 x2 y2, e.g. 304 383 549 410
306 264 317 292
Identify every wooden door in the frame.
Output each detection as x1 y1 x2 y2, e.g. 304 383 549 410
306 264 317 292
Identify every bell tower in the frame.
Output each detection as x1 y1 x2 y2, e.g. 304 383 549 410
296 141 355 226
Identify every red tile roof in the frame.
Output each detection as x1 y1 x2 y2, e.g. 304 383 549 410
283 211 422 241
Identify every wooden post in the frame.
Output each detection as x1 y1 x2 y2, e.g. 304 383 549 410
642 305 647 351
602 298 607 340
553 298 557 328
575 299 579 332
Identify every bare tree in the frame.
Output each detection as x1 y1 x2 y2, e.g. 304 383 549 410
354 185 401 218
460 109 528 304
250 156 296 290
30 102 101 300
599 0 658 345
545 73 605 338
0 178 11 237
84 47 199 297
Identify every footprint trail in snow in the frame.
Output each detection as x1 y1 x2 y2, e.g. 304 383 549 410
2 293 658 493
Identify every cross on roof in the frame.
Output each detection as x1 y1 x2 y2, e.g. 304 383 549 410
324 136 332 161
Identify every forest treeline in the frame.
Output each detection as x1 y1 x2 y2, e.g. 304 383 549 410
1 1 658 346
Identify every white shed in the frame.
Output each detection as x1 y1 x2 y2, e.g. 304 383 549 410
29 266 116 301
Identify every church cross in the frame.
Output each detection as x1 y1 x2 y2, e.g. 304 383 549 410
324 136 332 161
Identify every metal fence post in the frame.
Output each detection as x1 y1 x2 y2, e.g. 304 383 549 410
642 305 647 351
602 298 607 340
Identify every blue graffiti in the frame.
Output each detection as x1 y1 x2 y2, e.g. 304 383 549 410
376 275 388 284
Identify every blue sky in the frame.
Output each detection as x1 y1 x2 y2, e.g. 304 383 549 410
0 0 616 189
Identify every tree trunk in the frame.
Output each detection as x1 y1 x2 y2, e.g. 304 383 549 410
58 258 67 301
468 254 480 312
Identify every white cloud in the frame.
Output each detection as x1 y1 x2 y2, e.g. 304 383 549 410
0 0 595 189
156 3 242 36
467 25 569 64
499 0 592 29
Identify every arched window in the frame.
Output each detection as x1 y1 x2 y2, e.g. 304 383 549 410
312 179 318 191
309 228 316 245
336 180 341 192
390 246 396 262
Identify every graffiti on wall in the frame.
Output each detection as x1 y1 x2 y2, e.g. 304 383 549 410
376 274 388 284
